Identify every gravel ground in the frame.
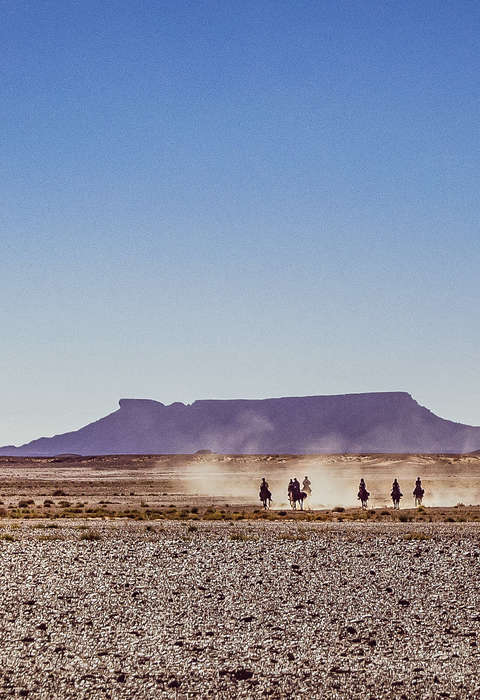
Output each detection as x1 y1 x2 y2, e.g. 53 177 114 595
0 520 479 699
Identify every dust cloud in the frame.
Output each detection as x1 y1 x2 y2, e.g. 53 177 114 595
159 454 480 509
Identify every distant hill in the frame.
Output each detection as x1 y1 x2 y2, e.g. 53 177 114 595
1 392 479 456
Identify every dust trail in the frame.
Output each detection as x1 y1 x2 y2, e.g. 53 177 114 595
156 454 480 509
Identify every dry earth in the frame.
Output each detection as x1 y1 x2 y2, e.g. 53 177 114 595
0 520 479 698
1 453 480 515
1 455 480 698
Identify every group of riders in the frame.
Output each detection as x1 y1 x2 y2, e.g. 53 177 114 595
259 475 425 510
259 476 311 510
358 476 425 509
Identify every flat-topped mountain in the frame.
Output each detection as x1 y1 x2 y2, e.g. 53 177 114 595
1 392 479 456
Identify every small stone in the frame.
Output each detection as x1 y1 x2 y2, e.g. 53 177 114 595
232 669 254 681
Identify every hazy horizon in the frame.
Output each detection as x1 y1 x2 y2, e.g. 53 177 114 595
3 389 480 449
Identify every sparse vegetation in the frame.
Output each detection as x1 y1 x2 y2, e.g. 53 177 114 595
230 532 255 541
404 532 431 541
79 530 102 541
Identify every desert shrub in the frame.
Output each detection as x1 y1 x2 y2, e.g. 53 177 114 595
190 507 199 514
230 532 252 541
79 530 102 541
381 510 390 516
18 499 34 508
333 506 345 513
0 508 7 517
203 511 224 520
399 514 409 522
446 516 455 522
278 510 287 516
278 532 307 542
52 490 66 497
43 500 53 507
187 524 198 532
404 532 430 541
0 534 15 542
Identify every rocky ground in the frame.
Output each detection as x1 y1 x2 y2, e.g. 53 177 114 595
0 520 478 698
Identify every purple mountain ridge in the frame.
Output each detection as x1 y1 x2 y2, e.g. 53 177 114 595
1 392 479 456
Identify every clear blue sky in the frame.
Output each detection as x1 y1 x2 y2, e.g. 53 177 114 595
1 0 479 446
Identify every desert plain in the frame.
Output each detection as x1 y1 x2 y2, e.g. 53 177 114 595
1 452 480 698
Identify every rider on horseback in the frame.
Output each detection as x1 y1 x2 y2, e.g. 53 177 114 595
259 477 272 506
357 478 369 507
413 476 424 503
391 478 402 507
260 477 271 497
302 476 312 495
288 479 294 501
288 477 307 510
292 478 301 498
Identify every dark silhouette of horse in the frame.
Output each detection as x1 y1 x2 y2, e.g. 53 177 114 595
289 490 307 510
413 478 424 506
391 479 402 509
259 482 272 510
357 481 370 509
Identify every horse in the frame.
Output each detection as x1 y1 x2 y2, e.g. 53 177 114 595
357 487 369 509
391 489 402 510
289 490 307 511
413 485 424 507
259 485 272 510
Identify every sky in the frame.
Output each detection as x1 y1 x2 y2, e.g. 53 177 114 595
1 0 479 446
